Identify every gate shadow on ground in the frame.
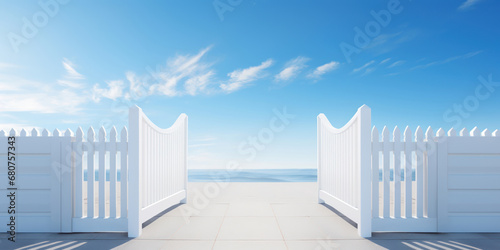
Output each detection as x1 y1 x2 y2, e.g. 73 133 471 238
0 205 185 250
321 203 500 249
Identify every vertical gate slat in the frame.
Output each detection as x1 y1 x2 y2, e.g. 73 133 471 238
120 127 128 218
416 127 424 218
382 126 390 218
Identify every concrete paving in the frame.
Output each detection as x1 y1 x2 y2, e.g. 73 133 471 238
2 182 500 249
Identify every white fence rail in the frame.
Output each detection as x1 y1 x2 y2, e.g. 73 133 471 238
318 105 500 237
0 106 188 238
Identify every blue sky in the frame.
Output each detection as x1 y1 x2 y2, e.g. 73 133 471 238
1 0 499 169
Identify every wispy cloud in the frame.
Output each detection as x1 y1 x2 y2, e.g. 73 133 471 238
379 58 391 64
92 80 125 102
186 70 216 95
149 46 214 97
388 60 405 68
458 0 481 10
308 61 340 79
0 63 18 70
411 51 482 71
352 60 375 73
275 56 309 82
0 67 89 113
220 59 273 93
363 67 376 76
58 58 85 88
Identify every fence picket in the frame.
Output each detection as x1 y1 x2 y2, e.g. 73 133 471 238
99 127 106 218
87 127 95 218
382 126 390 218
404 126 412 218
426 127 437 219
415 127 424 218
393 126 402 218
460 128 469 136
109 127 117 219
482 129 491 137
470 127 480 137
75 127 84 218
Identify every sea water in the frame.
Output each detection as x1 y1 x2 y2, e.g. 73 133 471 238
83 169 415 182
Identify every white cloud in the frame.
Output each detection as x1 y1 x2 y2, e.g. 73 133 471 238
411 51 482 71
92 80 125 102
58 58 85 88
149 46 214 97
379 58 391 64
186 70 215 95
362 67 376 76
308 61 340 79
458 0 481 10
388 60 405 68
0 72 88 113
275 56 309 82
352 60 375 73
220 59 273 93
0 63 18 70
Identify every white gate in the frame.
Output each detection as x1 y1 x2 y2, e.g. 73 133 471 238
317 105 371 237
318 105 500 237
1 106 188 238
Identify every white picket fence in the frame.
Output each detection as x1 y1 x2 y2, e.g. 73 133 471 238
318 105 500 237
0 106 187 237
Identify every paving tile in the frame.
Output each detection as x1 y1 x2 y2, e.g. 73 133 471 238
160 240 214 250
213 240 287 250
286 239 388 250
225 201 275 216
161 203 229 217
139 216 186 239
168 216 224 240
111 239 168 250
272 203 338 217
217 217 283 240
277 216 360 240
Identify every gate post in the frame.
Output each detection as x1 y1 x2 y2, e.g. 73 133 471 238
358 105 372 237
128 106 142 237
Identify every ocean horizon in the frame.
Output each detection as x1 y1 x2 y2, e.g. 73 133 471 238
83 168 416 182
